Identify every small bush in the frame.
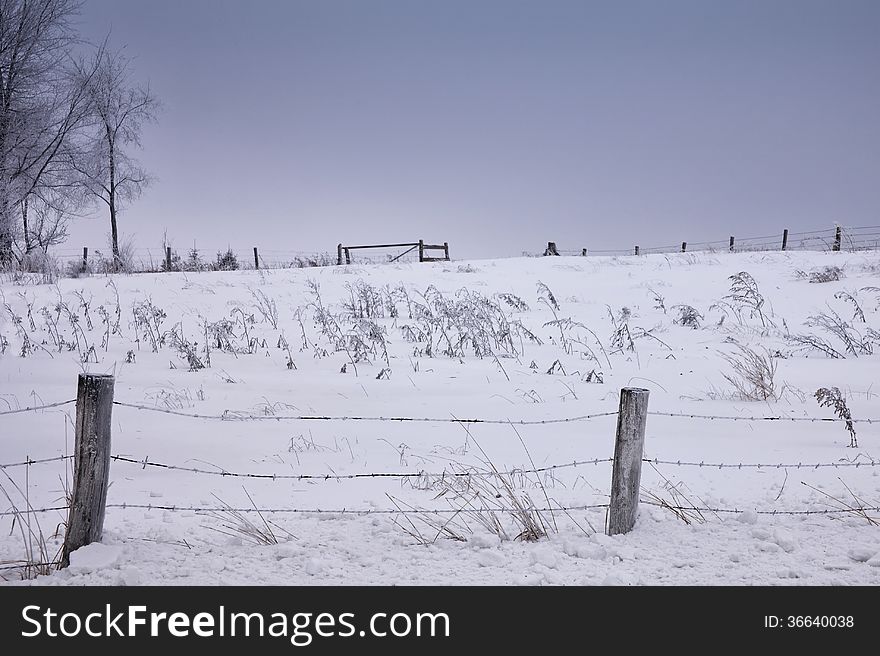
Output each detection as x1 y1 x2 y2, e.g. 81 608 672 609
215 248 239 271
183 247 206 272
672 304 703 329
804 266 844 284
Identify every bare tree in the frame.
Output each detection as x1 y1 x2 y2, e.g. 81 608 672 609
0 0 85 265
75 45 158 270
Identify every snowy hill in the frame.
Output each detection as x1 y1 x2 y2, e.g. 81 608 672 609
2 250 879 585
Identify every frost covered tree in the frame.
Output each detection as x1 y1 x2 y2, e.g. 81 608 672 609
0 0 87 265
74 45 158 270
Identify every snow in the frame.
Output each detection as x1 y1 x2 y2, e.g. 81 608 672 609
1 250 879 585
67 543 123 574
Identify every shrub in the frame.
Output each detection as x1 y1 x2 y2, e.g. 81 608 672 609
215 248 239 271
672 304 703 329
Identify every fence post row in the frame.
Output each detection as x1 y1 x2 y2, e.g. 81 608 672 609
253 247 260 270
833 226 842 252
681 241 687 253
634 245 640 256
781 229 788 251
729 236 735 252
82 247 88 270
61 374 115 567
607 387 649 536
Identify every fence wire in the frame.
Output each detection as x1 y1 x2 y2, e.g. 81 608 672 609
5 452 876 476
8 399 876 424
0 454 72 469
647 410 878 424
0 503 610 518
639 500 880 517
644 457 879 469
111 401 620 425
4 500 879 519
0 400 75 416
108 455 615 480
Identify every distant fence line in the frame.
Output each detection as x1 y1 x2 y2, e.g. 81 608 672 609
548 225 880 258
49 238 450 274
39 224 880 276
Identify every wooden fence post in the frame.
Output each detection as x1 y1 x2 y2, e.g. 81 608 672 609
61 374 115 567
634 245 639 256
781 229 788 251
607 387 649 536
337 243 343 266
82 247 88 271
833 226 842 252
165 246 172 271
729 236 735 252
681 241 687 253
344 247 351 265
581 248 587 257
544 241 560 256
443 242 449 260
418 239 425 262
253 247 260 269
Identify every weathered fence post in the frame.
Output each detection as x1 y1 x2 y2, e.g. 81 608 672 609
634 245 639 256
681 241 687 253
418 239 425 262
165 246 172 271
82 247 88 271
833 226 842 252
544 241 560 256
443 242 450 260
344 247 351 265
337 243 343 266
61 374 115 567
253 247 260 269
607 387 649 536
729 236 735 252
781 229 788 251
581 248 587 257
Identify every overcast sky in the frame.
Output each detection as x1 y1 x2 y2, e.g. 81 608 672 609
69 0 880 260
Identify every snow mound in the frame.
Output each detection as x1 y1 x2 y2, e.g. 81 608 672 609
68 543 123 574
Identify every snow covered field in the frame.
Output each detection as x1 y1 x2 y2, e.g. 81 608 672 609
1 250 879 585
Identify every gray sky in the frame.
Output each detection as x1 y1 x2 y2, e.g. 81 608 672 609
70 0 880 260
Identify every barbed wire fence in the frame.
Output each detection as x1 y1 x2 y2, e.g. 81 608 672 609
39 223 880 276
553 224 880 258
2 385 878 537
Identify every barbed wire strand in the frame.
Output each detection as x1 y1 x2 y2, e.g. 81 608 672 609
0 400 75 416
639 500 880 516
111 401 619 425
4 452 877 475
647 410 877 424
644 457 879 469
107 455 615 480
0 455 72 469
0 503 610 518
112 402 879 424
5 501 878 518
